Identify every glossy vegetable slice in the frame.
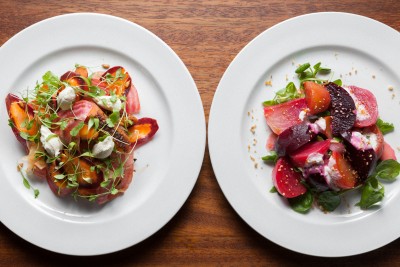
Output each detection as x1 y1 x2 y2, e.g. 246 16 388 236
272 157 307 198
6 93 39 150
346 85 378 127
274 122 316 157
264 98 308 135
381 141 397 161
100 66 132 96
304 81 331 114
330 151 358 189
289 139 331 167
128 118 159 147
326 82 356 136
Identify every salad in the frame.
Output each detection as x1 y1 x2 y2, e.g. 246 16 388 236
262 62 400 213
6 64 158 204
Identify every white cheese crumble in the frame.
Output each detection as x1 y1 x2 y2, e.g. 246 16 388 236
298 109 309 121
94 96 122 112
350 131 377 150
92 136 115 159
305 153 324 167
323 156 341 191
40 125 63 157
344 86 370 121
314 117 326 131
57 86 76 110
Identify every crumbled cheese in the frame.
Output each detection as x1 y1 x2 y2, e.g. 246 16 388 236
314 117 326 131
350 131 378 151
305 153 324 167
324 157 340 191
40 125 63 157
94 96 122 112
57 86 76 110
92 136 115 159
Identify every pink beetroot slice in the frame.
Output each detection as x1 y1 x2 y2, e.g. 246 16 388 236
272 157 307 198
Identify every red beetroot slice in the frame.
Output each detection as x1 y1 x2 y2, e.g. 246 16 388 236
343 138 377 184
381 142 397 161
289 139 331 167
264 98 308 135
274 122 316 157
325 82 356 136
346 85 378 127
272 157 307 198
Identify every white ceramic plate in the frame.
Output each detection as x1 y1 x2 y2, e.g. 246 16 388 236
209 12 400 257
0 13 205 255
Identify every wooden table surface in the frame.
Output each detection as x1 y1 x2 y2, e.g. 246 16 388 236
1 0 400 265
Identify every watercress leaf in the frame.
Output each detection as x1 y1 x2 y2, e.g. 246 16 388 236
54 174 66 180
295 63 311 74
263 100 277 106
60 120 68 130
262 151 278 163
332 79 342 86
317 191 341 212
288 191 313 213
23 176 31 189
111 188 119 195
106 111 120 128
269 186 278 193
375 159 400 181
376 118 394 134
313 62 321 72
70 121 85 137
34 189 40 198
80 151 93 158
317 67 331 74
356 181 384 209
42 71 61 88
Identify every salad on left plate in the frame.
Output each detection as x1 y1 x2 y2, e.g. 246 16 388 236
5 64 158 204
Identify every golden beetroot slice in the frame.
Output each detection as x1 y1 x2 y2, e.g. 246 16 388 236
128 118 159 147
264 98 308 135
272 157 307 198
304 81 331 114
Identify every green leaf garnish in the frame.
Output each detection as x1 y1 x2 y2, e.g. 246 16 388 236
288 191 313 213
317 191 341 212
262 151 278 163
374 159 400 181
70 121 85 137
376 118 394 134
356 178 384 209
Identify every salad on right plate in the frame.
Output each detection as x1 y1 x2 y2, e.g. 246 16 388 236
262 62 400 213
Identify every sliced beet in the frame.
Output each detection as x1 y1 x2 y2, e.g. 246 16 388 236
272 157 307 198
326 82 356 136
274 122 316 157
343 138 377 184
289 139 331 167
347 85 378 127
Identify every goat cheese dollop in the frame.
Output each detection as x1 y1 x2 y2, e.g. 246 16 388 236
40 125 63 157
92 136 115 159
94 96 122 112
57 86 76 110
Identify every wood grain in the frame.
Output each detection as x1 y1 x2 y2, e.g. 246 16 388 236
1 0 400 265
